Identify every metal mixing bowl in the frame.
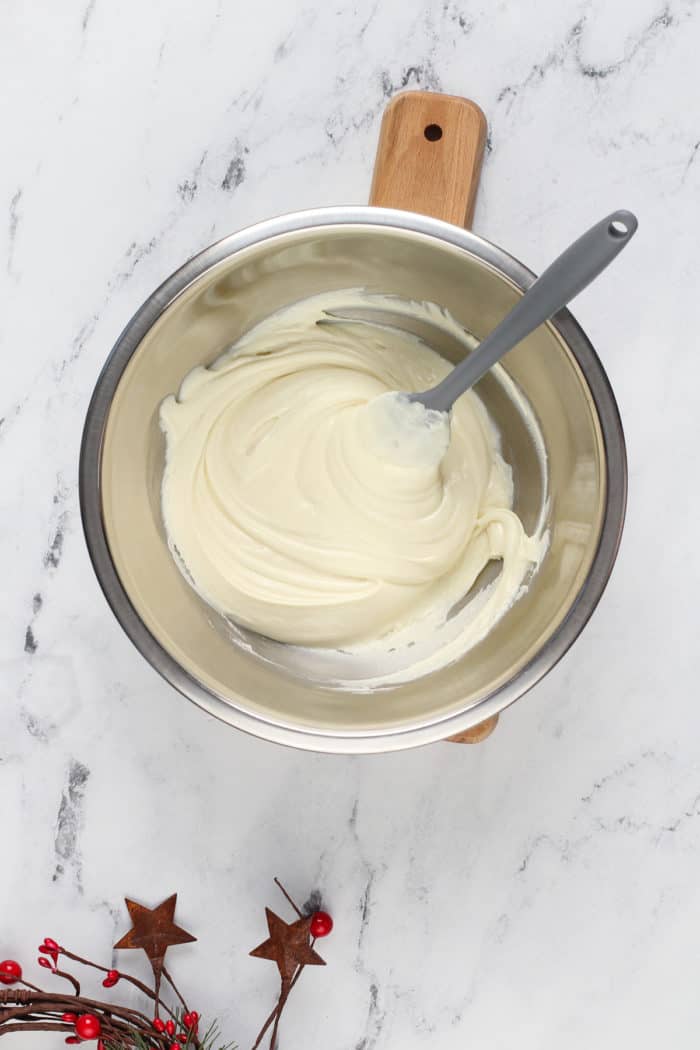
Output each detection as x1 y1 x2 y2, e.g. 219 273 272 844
80 207 627 752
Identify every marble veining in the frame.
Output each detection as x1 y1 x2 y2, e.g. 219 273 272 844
53 759 91 891
2 0 699 1046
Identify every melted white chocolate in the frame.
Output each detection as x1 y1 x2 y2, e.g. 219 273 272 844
160 291 545 662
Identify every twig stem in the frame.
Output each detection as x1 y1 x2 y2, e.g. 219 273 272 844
273 879 303 919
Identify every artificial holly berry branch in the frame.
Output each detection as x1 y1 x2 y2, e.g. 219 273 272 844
0 882 333 1050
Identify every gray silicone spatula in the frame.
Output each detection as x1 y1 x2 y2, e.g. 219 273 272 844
408 209 637 413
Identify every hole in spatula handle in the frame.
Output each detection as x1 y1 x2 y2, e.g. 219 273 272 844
607 210 638 240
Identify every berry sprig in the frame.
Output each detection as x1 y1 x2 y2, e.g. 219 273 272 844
0 883 333 1050
249 881 334 1050
0 932 206 1048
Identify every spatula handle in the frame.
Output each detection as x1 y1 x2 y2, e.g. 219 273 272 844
419 209 638 413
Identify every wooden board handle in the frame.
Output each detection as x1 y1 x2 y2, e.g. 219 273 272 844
447 714 499 744
369 90 487 229
370 90 494 744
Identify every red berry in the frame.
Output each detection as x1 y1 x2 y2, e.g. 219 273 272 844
0 960 22 985
169 1044 180 1050
40 938 60 964
153 1018 166 1033
38 957 53 969
62 1013 78 1024
178 1036 188 1045
102 969 119 987
183 1010 199 1027
65 1038 80 1045
75 1014 102 1040
165 1019 176 1036
309 911 333 938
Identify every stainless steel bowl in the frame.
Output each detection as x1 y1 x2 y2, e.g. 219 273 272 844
80 207 626 752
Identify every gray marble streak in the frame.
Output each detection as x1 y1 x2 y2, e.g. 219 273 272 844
2 0 700 1047
497 3 681 110
53 759 91 891
221 143 248 192
81 0 97 33
179 150 209 202
682 138 700 182
7 189 22 277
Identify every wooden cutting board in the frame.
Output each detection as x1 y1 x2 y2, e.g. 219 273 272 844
369 90 498 745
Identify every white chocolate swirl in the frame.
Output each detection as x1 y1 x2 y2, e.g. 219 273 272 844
160 292 544 654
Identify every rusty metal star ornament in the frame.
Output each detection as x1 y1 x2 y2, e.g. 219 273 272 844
114 894 196 985
250 908 325 984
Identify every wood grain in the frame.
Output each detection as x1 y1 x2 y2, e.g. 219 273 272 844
369 90 487 229
446 714 499 745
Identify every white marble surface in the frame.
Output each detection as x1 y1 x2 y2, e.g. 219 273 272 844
1 0 699 1046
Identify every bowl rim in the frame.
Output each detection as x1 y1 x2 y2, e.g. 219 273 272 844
79 206 627 753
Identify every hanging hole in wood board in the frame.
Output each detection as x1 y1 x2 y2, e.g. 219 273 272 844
424 123 443 142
